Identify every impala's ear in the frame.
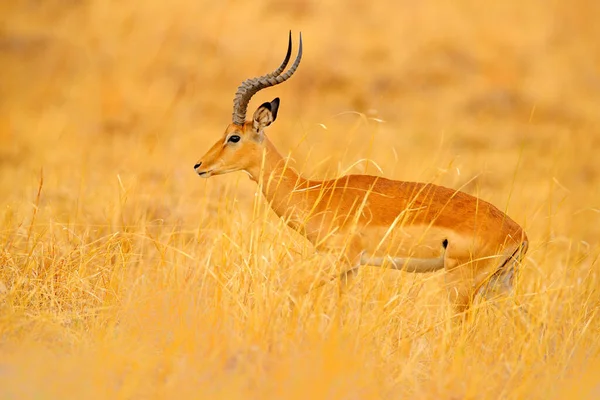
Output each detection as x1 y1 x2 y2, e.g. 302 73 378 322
252 98 280 132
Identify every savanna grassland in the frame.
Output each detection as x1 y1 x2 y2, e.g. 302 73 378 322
1 0 600 398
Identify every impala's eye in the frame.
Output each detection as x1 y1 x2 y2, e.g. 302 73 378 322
228 135 241 143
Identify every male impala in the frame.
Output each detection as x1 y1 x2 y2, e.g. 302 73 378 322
194 32 528 314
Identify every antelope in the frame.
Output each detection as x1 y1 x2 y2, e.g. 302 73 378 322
194 32 529 314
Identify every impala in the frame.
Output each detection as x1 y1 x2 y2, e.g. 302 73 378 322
194 32 529 314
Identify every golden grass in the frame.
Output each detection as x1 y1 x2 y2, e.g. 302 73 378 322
1 0 600 398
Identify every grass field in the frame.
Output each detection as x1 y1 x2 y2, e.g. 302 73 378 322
1 0 600 398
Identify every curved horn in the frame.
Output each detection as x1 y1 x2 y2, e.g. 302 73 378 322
232 32 303 126
266 30 293 79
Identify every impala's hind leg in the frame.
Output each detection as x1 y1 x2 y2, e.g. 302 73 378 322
477 241 533 328
443 262 476 322
442 241 477 317
444 268 477 317
476 241 528 301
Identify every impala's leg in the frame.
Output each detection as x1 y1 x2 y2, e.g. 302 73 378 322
442 242 478 317
477 240 528 299
475 241 535 328
317 234 364 290
444 268 476 316
303 235 364 293
322 241 364 289
335 250 363 293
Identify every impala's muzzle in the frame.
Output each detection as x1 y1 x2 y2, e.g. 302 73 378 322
194 162 213 177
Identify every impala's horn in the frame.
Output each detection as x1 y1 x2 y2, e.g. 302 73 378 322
231 31 303 126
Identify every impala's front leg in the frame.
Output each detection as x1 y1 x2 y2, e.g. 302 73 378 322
332 249 364 292
302 234 364 293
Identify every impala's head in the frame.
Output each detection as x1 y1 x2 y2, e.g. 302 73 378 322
194 31 302 178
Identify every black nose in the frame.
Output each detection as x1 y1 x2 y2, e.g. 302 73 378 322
194 162 202 169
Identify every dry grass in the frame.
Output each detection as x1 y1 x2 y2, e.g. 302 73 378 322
1 0 600 398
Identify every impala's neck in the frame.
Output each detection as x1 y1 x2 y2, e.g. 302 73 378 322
244 137 311 220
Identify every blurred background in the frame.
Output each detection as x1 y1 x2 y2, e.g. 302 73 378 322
2 0 599 241
1 1 600 398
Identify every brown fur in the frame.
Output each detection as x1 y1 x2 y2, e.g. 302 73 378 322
195 109 529 314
